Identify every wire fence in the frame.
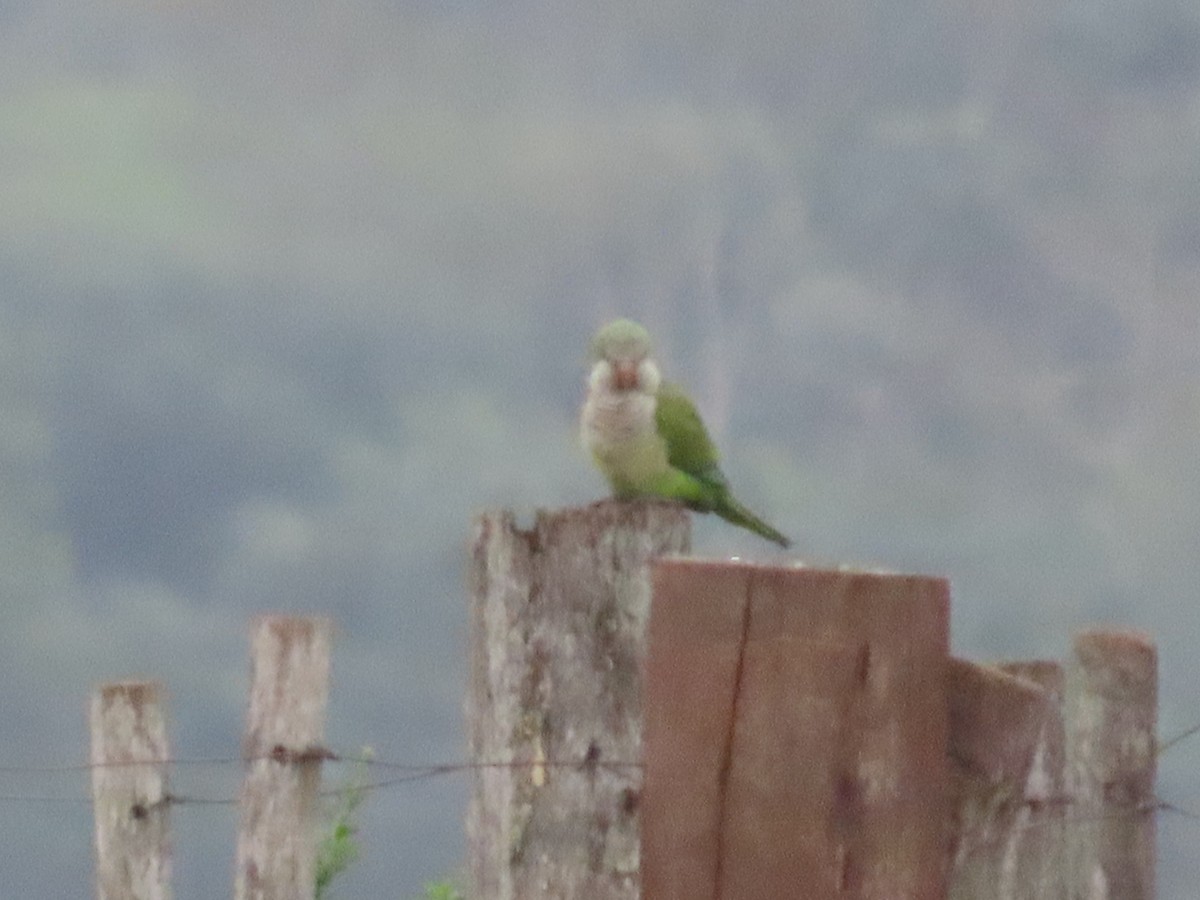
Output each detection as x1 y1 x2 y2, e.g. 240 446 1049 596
2 737 1196 818
69 518 1192 900
0 750 643 806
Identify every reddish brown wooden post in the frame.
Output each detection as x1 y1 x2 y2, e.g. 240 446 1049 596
90 681 172 900
946 659 1066 900
641 561 950 900
467 500 690 900
234 615 332 900
995 661 1068 899
1064 629 1157 900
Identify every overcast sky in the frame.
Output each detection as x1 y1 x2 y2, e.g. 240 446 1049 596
2 0 1200 895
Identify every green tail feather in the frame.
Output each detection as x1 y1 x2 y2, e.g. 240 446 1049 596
714 495 791 549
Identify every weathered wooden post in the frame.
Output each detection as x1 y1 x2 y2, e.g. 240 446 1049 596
234 615 332 900
948 630 1158 900
641 561 950 900
467 500 690 900
1064 629 1157 900
90 680 172 900
947 659 1066 899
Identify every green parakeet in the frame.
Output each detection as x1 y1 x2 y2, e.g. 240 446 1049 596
581 318 791 548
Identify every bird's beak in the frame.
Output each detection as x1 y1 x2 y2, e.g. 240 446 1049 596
613 361 640 391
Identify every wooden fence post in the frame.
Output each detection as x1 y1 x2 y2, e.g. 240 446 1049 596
947 659 1066 899
641 561 950 900
994 661 1069 898
1064 629 1157 900
90 680 172 900
234 615 332 900
467 500 690 900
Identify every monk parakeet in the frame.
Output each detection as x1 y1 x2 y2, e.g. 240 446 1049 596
581 318 791 548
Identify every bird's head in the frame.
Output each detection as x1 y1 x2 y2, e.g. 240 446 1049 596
588 318 661 395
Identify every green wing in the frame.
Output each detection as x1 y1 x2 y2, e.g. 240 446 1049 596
653 382 791 548
654 382 727 488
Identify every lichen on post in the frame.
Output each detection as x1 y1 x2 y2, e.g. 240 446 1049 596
234 615 332 900
1064 629 1157 900
90 680 172 900
467 499 690 900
